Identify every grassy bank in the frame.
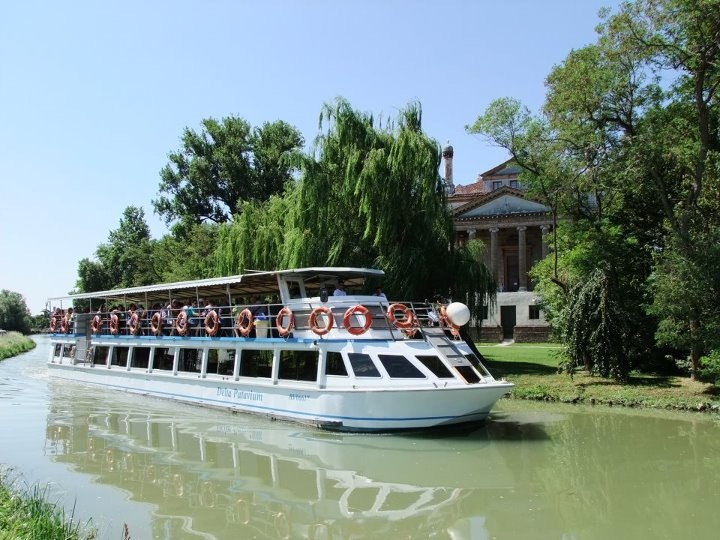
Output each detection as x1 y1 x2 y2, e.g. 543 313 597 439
0 331 35 361
0 470 95 539
478 343 720 412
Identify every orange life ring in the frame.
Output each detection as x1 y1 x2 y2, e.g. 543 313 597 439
61 317 69 334
175 310 188 335
91 314 101 333
205 309 219 336
343 305 371 335
109 313 119 335
440 305 460 337
387 303 414 329
236 308 254 337
150 312 163 335
309 306 334 336
49 316 57 332
128 312 140 335
276 307 295 337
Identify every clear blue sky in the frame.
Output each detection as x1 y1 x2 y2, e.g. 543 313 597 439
0 0 618 314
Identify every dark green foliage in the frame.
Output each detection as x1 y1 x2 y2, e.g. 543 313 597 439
563 269 632 381
154 116 304 232
0 290 31 334
75 206 158 292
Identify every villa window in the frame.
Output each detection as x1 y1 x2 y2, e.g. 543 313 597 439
529 305 541 320
510 180 519 189
491 180 502 190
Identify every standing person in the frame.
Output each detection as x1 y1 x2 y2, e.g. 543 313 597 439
333 281 347 296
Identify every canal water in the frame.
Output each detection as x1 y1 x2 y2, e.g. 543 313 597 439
1 336 719 539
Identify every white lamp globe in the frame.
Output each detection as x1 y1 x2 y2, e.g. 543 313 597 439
445 302 471 326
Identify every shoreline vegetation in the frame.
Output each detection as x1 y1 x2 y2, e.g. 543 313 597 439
0 469 96 540
0 332 35 361
479 343 720 412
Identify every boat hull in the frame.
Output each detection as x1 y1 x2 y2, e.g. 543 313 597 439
47 362 512 431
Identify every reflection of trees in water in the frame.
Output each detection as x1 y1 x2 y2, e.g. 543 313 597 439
534 410 720 538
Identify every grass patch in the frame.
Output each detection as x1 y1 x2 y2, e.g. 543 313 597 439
478 343 720 412
0 332 36 361
0 469 96 539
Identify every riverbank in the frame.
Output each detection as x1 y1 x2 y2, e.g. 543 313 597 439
479 343 720 412
0 332 36 361
0 469 95 539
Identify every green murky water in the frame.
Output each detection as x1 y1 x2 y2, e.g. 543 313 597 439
1 336 719 539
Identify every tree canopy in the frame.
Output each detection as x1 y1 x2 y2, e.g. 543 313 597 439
467 0 720 379
153 116 304 233
0 290 31 334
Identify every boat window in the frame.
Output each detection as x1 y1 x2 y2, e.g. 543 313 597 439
415 355 454 378
208 348 235 376
377 354 426 379
178 348 202 374
347 353 381 378
111 346 129 367
463 353 491 376
132 347 151 369
239 349 273 378
93 346 109 366
325 351 348 376
456 366 481 384
54 344 62 358
153 348 175 371
63 345 75 359
278 350 318 381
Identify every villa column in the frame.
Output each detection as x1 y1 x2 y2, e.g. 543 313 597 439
517 226 527 291
489 228 499 286
541 225 550 259
468 229 476 240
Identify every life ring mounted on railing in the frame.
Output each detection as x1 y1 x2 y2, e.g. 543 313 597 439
440 305 460 337
109 313 119 335
236 308 254 337
175 310 188 336
49 316 57 333
276 306 295 337
91 314 101 333
309 306 334 336
61 317 69 334
128 312 140 335
150 312 162 335
386 303 414 329
343 305 372 335
205 309 219 336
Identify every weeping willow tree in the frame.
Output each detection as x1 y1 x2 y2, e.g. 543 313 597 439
214 97 496 317
284 98 453 299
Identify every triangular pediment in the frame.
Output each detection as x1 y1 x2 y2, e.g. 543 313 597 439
452 187 550 219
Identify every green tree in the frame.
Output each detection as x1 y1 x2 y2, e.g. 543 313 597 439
76 206 158 292
154 116 304 233
0 290 31 334
215 98 496 314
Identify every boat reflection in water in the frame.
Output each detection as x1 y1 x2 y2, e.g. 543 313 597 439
45 380 517 539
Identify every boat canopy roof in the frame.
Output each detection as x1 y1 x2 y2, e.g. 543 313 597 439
48 267 384 305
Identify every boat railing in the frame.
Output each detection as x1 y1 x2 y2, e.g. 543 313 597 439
49 299 457 342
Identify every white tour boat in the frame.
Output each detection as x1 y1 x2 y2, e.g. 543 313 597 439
47 267 512 431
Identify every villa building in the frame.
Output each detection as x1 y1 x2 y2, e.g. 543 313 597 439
443 144 553 342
